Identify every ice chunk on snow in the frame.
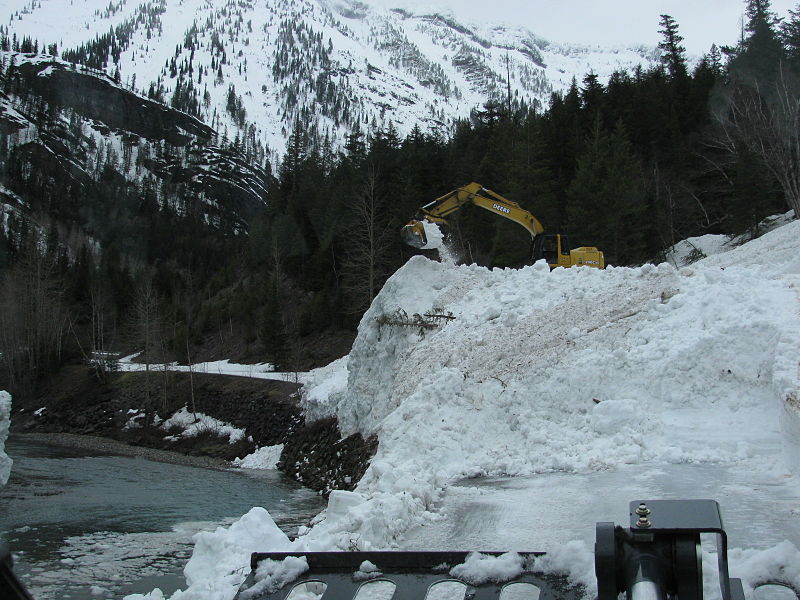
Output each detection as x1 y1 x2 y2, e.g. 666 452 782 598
325 490 366 523
0 391 11 486
590 398 647 435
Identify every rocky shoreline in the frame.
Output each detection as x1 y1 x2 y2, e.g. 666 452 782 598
13 432 232 470
12 366 378 494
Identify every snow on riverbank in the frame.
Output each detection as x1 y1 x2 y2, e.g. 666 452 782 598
0 390 11 485
130 218 800 600
231 445 284 470
160 407 249 444
117 356 303 384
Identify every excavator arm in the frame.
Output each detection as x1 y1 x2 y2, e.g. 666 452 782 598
401 182 544 249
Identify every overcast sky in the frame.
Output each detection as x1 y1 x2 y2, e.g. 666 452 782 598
365 0 798 55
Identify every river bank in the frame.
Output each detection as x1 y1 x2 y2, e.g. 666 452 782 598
11 365 379 494
1 436 327 600
11 432 232 470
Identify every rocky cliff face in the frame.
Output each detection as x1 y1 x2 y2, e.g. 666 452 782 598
0 52 270 259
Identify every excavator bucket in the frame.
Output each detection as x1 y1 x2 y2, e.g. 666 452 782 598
400 220 428 249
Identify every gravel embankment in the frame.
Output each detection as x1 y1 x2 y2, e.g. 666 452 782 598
15 432 232 470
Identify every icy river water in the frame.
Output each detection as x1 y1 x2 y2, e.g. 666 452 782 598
0 436 325 600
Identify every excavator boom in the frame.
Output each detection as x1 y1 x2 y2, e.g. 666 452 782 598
401 182 604 269
401 182 544 249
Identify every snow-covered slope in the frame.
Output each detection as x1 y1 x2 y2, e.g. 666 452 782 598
131 218 800 600
0 391 12 486
3 0 658 155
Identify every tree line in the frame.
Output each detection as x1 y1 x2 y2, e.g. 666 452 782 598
1 0 798 401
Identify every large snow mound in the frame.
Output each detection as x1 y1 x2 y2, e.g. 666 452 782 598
135 219 800 600
0 390 11 486
300 218 800 544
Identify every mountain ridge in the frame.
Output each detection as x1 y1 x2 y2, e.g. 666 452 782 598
2 0 659 157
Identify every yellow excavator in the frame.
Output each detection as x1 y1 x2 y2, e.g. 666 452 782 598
401 182 605 269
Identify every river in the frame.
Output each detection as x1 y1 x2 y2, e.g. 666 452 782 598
0 436 325 600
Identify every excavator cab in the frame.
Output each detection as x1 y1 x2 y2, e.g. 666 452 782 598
531 234 570 267
532 234 605 269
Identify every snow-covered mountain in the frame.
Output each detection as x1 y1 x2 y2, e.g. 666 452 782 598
3 0 659 156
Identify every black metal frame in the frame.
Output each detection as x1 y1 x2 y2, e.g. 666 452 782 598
595 500 746 600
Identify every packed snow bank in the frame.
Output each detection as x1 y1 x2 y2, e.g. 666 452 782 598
300 218 800 548
0 390 11 486
782 396 800 477
139 219 800 600
664 210 795 266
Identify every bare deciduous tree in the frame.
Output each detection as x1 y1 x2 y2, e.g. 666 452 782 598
0 253 68 398
712 65 800 217
128 279 162 406
342 166 394 314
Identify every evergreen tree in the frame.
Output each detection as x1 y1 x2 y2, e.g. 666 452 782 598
566 120 649 265
730 0 785 80
781 6 800 66
658 14 688 80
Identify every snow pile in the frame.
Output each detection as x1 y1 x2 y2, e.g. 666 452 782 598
449 552 526 585
664 233 732 267
132 218 800 600
702 542 800 600
161 407 247 444
239 556 309 599
353 560 381 580
232 445 284 470
663 210 795 267
0 390 11 486
297 218 800 549
125 508 294 600
421 220 445 249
